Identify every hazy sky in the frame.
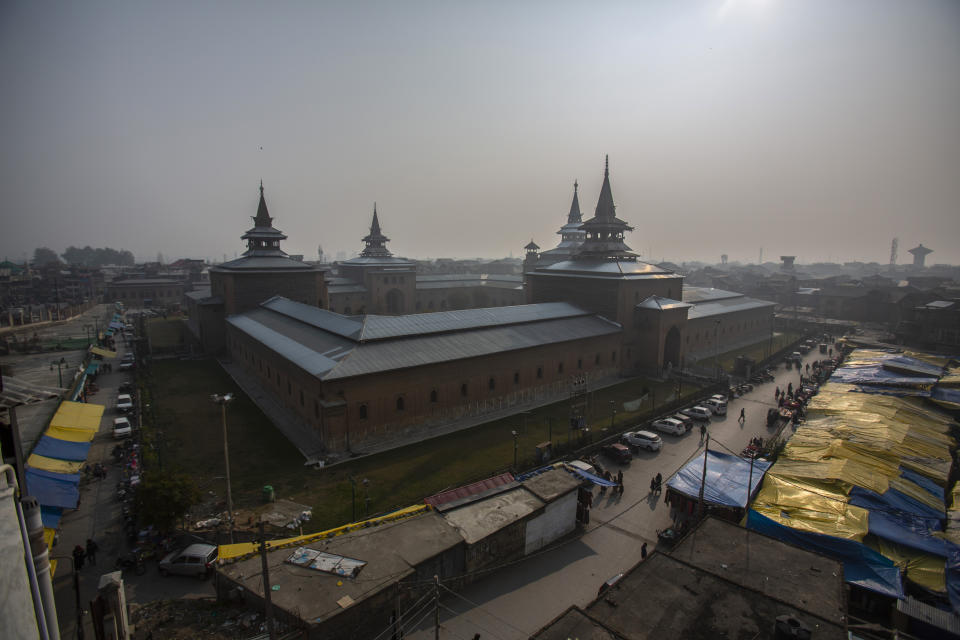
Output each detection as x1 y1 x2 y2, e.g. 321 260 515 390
2 0 958 265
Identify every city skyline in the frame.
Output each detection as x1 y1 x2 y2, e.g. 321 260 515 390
2 1 959 265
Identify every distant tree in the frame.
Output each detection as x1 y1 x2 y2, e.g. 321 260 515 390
32 247 60 265
133 470 201 532
62 245 135 267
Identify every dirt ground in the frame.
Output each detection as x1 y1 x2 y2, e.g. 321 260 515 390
130 598 267 639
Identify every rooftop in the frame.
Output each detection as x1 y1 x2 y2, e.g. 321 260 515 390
442 486 544 545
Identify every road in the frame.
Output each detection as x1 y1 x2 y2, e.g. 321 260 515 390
406 348 825 640
51 320 214 640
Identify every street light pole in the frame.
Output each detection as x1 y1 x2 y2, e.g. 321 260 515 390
211 393 235 543
609 400 616 431
50 357 65 388
511 430 518 470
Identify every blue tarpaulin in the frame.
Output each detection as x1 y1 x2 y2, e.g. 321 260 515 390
85 361 100 374
666 449 771 508
868 510 955 558
932 387 960 405
849 486 944 530
41 506 63 529
564 466 618 487
747 509 905 600
25 467 80 509
32 436 92 462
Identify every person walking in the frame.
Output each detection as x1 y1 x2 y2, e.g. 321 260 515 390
699 423 706 444
86 538 99 565
650 476 656 494
655 472 663 494
738 408 745 424
641 542 648 559
616 470 623 494
73 544 85 570
775 386 780 399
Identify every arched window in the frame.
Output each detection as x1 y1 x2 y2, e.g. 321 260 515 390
594 354 600 365
558 362 564 373
299 390 304 406
396 397 405 411
358 404 368 420
430 389 438 403
537 366 543 379
577 358 582 369
612 351 617 362
513 372 519 384
488 377 495 390
461 383 468 397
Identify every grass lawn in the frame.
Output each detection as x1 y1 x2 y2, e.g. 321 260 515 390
149 359 705 532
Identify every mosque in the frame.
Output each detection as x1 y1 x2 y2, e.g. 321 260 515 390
185 159 775 454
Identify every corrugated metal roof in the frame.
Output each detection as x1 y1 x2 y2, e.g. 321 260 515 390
636 296 692 311
424 473 517 510
262 296 364 339
328 314 619 379
227 315 347 377
357 302 589 340
328 284 368 294
682 286 744 303
212 256 318 271
896 596 960 633
539 259 675 276
687 296 775 319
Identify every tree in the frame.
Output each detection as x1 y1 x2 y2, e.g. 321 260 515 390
33 247 60 265
133 470 201 532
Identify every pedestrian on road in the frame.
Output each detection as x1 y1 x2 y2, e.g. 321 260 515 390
655 473 663 494
699 423 706 443
641 542 648 559
72 544 85 570
616 470 623 492
650 476 656 494
775 386 780 399
738 408 745 424
86 538 99 565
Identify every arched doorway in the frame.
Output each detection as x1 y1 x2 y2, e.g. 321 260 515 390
385 289 404 314
664 326 681 369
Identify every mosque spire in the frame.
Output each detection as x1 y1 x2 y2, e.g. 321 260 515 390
253 180 272 227
360 203 392 257
594 155 615 220
567 180 582 224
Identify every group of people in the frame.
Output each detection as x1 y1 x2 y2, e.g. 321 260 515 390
72 538 99 570
599 469 625 496
649 472 663 495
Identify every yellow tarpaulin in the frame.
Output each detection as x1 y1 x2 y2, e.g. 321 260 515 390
47 401 105 442
867 537 946 593
44 528 58 578
218 504 431 561
28 454 84 474
90 346 117 358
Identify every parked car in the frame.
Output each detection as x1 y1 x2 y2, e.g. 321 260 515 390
680 406 712 422
158 543 218 578
112 417 132 438
651 417 687 435
119 360 135 371
710 394 728 403
116 394 134 413
702 398 727 416
671 413 694 431
118 381 134 393
621 430 663 451
601 443 632 464
598 572 625 598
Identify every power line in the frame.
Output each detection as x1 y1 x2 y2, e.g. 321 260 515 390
440 583 530 637
439 603 511 640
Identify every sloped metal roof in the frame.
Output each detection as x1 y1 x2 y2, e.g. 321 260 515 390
636 296 692 311
228 298 621 380
681 286 744 303
687 296 775 319
357 302 588 340
534 259 678 279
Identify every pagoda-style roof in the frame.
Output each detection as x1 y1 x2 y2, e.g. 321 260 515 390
359 204 392 258
908 244 933 256
525 240 540 251
214 183 318 272
575 156 637 262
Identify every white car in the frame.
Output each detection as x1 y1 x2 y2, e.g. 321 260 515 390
680 406 712 422
650 418 687 436
672 413 694 431
116 394 134 413
702 398 727 416
621 430 663 451
113 417 132 438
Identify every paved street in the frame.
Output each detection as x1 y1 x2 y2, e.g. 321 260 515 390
407 348 825 640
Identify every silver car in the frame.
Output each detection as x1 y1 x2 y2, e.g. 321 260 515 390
159 543 218 578
621 430 663 451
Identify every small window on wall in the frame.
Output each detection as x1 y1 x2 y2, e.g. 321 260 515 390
612 351 617 362
396 397 405 411
488 377 495 390
299 390 304 406
358 404 368 420
287 381 292 395
594 354 600 365
537 366 543 379
461 383 468 397
314 400 319 418
513 372 519 384
430 389 438 403
577 358 583 369
558 362 564 373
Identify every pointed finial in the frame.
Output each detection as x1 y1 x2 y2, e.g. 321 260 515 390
374 201 377 215
574 180 578 194
604 155 609 176
259 179 264 195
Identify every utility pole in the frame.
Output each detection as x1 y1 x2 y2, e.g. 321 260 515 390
434 575 440 640
259 521 276 640
698 434 709 519
211 394 235 543
746 451 756 510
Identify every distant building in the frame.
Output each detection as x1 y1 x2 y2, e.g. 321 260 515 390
908 244 933 268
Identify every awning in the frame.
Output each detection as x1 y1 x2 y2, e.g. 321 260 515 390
25 467 80 509
28 454 84 475
85 362 100 374
41 507 63 529
667 449 772 508
90 346 117 358
32 436 91 461
49 401 105 434
109 321 124 330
